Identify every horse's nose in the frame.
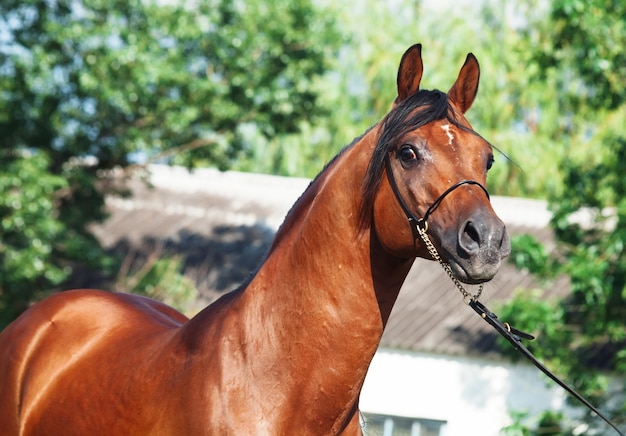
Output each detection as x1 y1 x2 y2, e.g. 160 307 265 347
458 214 510 259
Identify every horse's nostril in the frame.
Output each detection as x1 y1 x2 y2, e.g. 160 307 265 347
463 220 480 248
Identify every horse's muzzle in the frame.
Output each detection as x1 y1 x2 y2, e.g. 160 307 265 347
446 211 510 284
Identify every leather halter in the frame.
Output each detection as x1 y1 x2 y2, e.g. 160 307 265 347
384 154 489 237
384 153 624 435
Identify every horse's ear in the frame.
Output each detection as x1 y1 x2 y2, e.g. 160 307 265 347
396 43 423 104
448 53 480 114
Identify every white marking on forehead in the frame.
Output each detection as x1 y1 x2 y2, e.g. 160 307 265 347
441 124 455 145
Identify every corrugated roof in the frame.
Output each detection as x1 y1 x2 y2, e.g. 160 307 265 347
90 165 569 360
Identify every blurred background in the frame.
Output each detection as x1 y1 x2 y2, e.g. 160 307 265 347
1 0 624 433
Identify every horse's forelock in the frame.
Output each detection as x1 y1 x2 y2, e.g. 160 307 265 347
359 89 451 231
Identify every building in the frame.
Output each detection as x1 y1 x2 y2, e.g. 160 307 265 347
90 165 573 435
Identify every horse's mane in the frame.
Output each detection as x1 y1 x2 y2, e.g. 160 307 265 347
265 89 459 256
269 89 458 248
359 89 460 230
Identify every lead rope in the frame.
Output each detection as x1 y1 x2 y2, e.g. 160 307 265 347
414 220 624 436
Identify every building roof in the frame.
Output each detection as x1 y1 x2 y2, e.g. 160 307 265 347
90 164 569 360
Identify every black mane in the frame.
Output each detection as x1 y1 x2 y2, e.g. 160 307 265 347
359 89 457 229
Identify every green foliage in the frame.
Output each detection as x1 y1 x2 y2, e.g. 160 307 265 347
501 0 626 430
497 289 567 362
0 0 341 167
0 153 69 325
502 411 532 436
293 0 594 197
115 253 198 313
0 0 340 323
535 411 566 436
509 234 556 279
549 125 626 345
502 410 567 436
540 0 626 112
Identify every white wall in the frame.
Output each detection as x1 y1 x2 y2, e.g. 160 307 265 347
360 348 571 436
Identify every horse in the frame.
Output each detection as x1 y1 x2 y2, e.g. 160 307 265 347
0 44 509 435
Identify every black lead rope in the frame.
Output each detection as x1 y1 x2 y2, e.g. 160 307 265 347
469 299 624 436
384 154 624 435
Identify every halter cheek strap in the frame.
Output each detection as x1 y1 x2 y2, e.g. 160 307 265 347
384 153 489 302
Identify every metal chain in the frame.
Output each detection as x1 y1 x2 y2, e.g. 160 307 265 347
415 222 483 303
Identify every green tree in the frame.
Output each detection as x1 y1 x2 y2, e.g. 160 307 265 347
500 0 626 432
0 153 70 325
115 251 198 313
306 0 578 197
0 0 341 325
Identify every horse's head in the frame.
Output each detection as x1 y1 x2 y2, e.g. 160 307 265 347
365 44 510 284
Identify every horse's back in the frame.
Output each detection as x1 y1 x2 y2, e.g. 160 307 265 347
0 289 188 435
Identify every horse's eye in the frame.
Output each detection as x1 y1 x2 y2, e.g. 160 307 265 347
486 155 494 171
399 145 418 165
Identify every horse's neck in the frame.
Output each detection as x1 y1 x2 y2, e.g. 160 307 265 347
181 132 413 429
251 133 411 332
236 136 412 423
252 183 412 333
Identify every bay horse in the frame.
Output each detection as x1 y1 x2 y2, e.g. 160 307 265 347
0 44 509 435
